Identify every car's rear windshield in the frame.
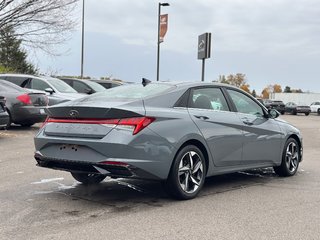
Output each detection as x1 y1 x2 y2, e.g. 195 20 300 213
0 80 23 92
87 83 175 101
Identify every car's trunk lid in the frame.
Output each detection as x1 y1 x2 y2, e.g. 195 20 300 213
44 99 146 138
28 93 48 106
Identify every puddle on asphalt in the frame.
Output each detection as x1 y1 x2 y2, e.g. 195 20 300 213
31 177 64 184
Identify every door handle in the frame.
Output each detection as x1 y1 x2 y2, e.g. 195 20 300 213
241 117 253 126
243 121 253 126
194 115 209 120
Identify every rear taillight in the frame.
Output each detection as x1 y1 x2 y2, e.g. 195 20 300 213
41 117 155 135
16 94 32 105
117 117 155 135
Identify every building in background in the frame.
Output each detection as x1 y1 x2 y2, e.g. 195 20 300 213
270 93 320 105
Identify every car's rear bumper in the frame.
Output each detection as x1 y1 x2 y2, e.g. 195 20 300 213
11 106 47 124
34 127 176 180
34 152 161 180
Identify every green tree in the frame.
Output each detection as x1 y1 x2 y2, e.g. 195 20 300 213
251 89 257 97
0 25 36 74
284 86 291 93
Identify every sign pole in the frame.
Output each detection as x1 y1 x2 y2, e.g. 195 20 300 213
197 32 211 82
201 59 205 82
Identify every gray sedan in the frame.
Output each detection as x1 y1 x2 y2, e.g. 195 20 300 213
34 82 303 200
0 80 48 128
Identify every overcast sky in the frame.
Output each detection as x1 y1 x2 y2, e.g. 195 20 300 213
34 0 320 93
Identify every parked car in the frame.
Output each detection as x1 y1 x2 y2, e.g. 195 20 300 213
0 80 48 128
34 81 303 200
0 96 10 129
59 78 106 94
263 99 285 114
285 102 311 116
310 101 320 115
89 79 123 89
0 74 84 105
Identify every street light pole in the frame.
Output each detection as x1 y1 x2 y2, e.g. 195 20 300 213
156 2 169 81
80 0 85 78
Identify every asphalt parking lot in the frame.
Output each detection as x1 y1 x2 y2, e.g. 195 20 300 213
0 114 319 240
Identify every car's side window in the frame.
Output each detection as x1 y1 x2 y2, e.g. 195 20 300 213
189 88 230 111
73 81 87 93
30 78 51 91
6 76 29 87
227 89 264 116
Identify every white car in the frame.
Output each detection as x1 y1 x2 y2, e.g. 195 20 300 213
310 102 320 114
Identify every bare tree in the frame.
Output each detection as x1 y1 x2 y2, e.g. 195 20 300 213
0 0 79 54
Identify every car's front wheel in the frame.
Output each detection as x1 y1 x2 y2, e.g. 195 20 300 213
274 138 300 177
317 108 320 115
305 112 310 116
165 145 206 200
71 172 106 185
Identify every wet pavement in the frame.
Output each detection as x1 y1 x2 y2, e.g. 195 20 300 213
0 115 320 240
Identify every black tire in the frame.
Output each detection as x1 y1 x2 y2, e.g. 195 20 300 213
305 112 310 116
281 111 285 115
5 112 12 129
274 138 300 177
164 145 207 200
71 172 106 185
317 109 320 115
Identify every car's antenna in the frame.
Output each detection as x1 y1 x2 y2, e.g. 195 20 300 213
142 78 151 87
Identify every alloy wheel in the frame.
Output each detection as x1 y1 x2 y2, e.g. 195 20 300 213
285 142 299 173
178 151 204 194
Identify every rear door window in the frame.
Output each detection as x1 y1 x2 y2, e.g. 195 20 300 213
189 87 230 111
30 78 51 91
5 76 30 87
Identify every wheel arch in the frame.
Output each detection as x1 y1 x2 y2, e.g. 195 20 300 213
286 134 302 162
174 139 210 175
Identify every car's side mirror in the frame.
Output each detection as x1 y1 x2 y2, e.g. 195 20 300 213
269 109 280 119
84 88 94 94
44 88 54 95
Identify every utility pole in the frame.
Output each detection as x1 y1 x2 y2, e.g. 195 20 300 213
80 0 85 78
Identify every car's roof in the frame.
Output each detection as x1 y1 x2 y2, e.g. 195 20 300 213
145 81 234 89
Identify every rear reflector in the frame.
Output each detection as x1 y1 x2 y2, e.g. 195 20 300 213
99 161 129 167
16 94 32 105
43 117 155 135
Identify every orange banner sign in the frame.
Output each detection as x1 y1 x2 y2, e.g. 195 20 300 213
159 14 168 43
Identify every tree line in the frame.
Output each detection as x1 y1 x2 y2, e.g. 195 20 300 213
216 74 304 99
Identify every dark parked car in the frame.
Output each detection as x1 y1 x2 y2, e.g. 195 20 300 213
285 102 311 115
0 74 84 105
0 96 10 129
59 78 106 94
0 80 48 128
34 81 303 200
89 79 123 89
263 100 285 114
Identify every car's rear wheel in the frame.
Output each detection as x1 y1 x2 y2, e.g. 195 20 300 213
305 112 310 116
274 138 300 177
281 111 285 115
165 145 206 200
293 110 297 115
71 172 106 185
317 109 320 115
